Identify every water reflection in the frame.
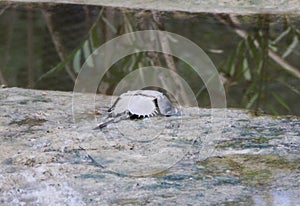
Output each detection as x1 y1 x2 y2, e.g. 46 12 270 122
0 2 299 115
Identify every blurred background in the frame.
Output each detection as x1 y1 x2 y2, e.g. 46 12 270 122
0 2 299 115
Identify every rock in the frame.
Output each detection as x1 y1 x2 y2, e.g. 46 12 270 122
0 87 299 205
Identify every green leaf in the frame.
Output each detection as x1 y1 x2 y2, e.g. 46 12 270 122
257 59 264 74
282 36 298 59
89 8 104 50
246 36 260 65
242 82 256 105
267 104 279 116
271 92 291 111
73 49 82 73
89 30 98 50
90 26 100 50
234 40 246 78
225 51 236 77
272 27 291 44
268 43 278 52
123 13 134 33
131 52 144 70
119 55 135 73
83 40 94 67
101 16 117 34
236 40 246 59
83 41 91 59
246 93 258 109
255 31 264 49
243 58 251 81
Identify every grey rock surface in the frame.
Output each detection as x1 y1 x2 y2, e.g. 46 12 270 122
8 0 300 14
0 87 299 205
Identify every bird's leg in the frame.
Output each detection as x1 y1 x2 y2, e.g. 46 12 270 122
94 113 130 129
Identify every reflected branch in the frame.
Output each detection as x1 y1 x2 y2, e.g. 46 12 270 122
27 5 34 88
41 8 77 82
0 6 15 86
217 14 300 79
152 11 192 106
0 4 11 16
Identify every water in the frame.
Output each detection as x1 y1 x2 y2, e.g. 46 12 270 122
1 2 300 115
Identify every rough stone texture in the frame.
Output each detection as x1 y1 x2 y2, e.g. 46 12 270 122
0 87 299 205
6 0 300 14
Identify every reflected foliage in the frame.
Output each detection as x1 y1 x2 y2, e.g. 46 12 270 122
0 3 299 115
220 15 300 115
